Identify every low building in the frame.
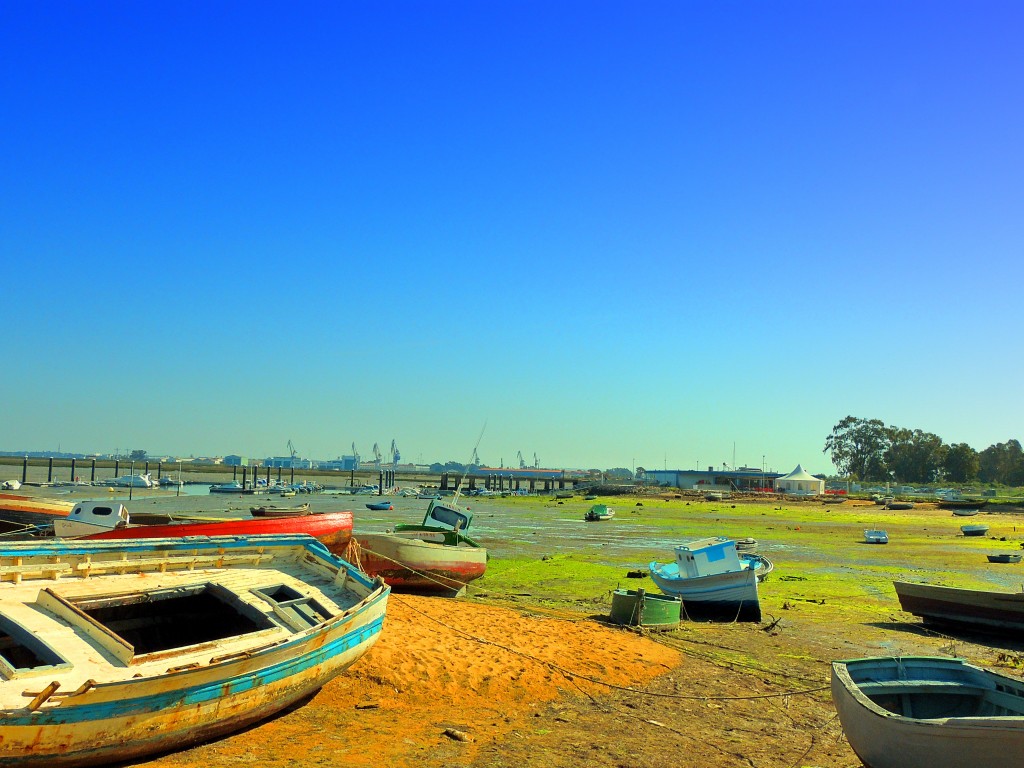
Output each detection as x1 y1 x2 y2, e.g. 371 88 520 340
645 468 780 491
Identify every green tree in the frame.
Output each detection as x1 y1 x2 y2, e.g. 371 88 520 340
978 440 1024 485
884 428 945 483
943 443 979 483
823 416 890 480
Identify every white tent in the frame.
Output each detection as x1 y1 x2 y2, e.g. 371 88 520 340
775 464 825 496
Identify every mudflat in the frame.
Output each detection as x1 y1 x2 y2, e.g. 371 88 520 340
6 488 1024 767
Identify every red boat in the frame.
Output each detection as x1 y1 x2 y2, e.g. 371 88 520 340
55 501 354 556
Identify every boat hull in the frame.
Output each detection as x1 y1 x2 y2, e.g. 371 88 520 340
80 511 354 556
357 532 487 593
832 656 1024 768
648 561 763 621
0 535 389 767
894 581 1024 634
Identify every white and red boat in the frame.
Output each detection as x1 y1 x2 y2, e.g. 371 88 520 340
355 498 487 594
50 501 354 557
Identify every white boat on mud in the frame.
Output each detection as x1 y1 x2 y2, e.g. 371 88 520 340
649 536 773 621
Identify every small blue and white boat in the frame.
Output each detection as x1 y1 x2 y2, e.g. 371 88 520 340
648 536 773 622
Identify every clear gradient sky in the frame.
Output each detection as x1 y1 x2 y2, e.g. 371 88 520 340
2 2 1022 473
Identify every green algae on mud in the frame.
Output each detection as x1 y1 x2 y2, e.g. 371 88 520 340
470 493 1024 631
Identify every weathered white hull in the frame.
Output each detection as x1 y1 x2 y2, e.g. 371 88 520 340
358 532 487 593
0 535 389 767
832 657 1024 768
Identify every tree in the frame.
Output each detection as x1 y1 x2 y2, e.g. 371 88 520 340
884 428 945 483
978 440 1024 486
943 443 979 483
823 417 890 480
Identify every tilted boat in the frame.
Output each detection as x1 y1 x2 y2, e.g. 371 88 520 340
355 497 487 594
365 501 395 511
894 581 1024 635
0 534 389 766
648 536 773 621
832 656 1024 768
960 524 990 537
584 504 614 521
864 529 889 544
49 501 353 557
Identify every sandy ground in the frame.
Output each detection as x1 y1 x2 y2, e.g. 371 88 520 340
138 595 683 768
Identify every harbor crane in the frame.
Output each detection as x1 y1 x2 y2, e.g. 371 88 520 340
390 439 400 468
533 452 539 469
351 442 359 462
470 447 480 467
517 451 526 469
287 440 298 464
371 443 382 470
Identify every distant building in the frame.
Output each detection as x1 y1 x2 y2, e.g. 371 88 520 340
320 455 360 471
645 467 781 491
263 456 313 469
223 455 249 467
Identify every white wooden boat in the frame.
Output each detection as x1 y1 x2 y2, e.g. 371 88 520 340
355 498 487 594
832 656 1024 768
648 536 773 621
0 534 389 766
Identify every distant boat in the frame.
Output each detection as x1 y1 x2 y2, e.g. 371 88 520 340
961 524 990 537
894 580 1024 635
584 504 614 521
355 497 487 594
832 656 1024 768
365 500 394 511
106 472 156 488
864 529 889 544
952 508 980 517
704 491 723 502
988 553 1023 564
648 536 773 621
249 503 311 518
0 534 388 766
886 501 914 510
209 481 246 494
939 498 989 510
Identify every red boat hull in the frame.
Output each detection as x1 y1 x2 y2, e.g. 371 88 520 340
81 511 354 556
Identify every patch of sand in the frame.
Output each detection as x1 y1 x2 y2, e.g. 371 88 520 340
144 595 680 768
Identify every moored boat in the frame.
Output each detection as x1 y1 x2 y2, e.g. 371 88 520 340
939 498 989 510
47 501 354 556
584 504 614 521
988 553 1022 564
961 524 990 537
0 534 388 767
648 536 773 621
365 500 395 511
249 503 311 517
832 656 1024 768
354 497 487 594
864 529 889 544
894 580 1024 635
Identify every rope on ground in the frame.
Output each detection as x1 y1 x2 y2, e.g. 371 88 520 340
391 594 830 702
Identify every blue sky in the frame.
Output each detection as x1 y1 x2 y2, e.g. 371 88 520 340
2 1 1021 473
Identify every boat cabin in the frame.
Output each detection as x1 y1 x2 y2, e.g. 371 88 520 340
673 536 743 578
53 501 130 538
423 498 473 531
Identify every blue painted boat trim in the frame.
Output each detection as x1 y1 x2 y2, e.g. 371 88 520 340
6 611 385 726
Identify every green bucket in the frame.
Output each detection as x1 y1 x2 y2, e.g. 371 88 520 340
609 588 681 630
